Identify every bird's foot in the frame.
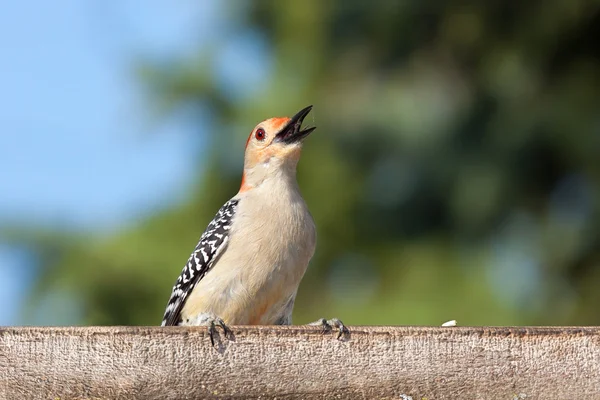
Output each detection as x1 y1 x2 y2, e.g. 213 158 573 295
207 317 233 347
309 317 349 339
182 312 233 347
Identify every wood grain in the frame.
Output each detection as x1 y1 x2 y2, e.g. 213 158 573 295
0 326 599 399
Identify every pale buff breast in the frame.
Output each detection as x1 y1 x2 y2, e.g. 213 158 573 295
180 178 316 325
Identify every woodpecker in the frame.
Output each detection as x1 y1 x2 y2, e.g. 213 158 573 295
161 105 347 343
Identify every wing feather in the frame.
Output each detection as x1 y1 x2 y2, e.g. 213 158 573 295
161 199 239 326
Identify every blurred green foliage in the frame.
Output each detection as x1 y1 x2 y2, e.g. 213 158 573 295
9 0 600 326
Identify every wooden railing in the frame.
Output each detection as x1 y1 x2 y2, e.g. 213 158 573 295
0 326 599 399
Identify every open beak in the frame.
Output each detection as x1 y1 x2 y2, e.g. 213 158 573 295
275 105 316 144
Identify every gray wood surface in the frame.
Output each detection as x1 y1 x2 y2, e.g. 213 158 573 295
0 326 599 399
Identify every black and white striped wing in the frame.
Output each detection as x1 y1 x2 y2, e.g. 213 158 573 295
161 199 239 326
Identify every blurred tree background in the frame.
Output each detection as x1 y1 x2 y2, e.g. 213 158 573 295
4 0 600 327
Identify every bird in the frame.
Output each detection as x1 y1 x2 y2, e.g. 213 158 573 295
160 105 347 344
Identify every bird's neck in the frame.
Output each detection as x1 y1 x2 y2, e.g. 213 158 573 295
239 161 299 194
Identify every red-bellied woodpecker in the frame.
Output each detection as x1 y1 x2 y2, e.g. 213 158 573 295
161 105 347 344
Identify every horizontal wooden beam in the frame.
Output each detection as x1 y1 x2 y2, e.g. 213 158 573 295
0 326 599 399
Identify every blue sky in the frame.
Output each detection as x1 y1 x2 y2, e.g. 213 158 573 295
0 1 223 324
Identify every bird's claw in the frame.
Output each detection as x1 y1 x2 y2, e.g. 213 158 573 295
309 317 349 339
183 313 233 347
208 317 233 347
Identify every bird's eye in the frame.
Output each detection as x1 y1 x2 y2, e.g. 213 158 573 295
255 128 266 141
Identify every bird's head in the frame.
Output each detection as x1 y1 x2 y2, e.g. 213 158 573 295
240 105 315 192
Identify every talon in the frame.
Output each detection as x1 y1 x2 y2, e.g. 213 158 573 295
309 317 348 339
219 319 233 340
328 318 349 339
319 318 332 333
180 312 232 348
208 321 217 347
207 316 232 347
